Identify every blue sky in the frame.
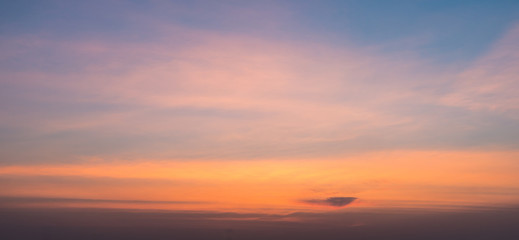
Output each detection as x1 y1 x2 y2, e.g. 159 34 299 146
3 0 518 63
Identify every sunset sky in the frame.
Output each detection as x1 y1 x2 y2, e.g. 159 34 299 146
1 1 519 239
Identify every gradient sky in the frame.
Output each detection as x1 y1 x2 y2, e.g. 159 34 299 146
1 1 519 238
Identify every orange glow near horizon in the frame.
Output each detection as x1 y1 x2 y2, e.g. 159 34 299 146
1 150 518 214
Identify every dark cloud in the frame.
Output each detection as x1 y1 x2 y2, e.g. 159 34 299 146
301 197 357 207
1 205 519 240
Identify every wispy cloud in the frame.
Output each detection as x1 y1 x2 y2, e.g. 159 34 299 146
441 24 519 117
0 196 205 205
3 23 519 163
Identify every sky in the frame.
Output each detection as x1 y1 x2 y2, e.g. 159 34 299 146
1 0 519 239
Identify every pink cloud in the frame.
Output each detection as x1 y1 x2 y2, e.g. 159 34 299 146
2 20 519 162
